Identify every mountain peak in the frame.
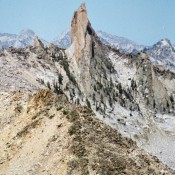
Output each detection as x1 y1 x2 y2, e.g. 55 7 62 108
71 3 88 43
19 29 35 37
159 38 171 46
151 38 172 49
70 3 95 63
78 2 86 10
34 36 44 48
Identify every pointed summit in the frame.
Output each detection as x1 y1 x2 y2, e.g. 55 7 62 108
70 3 95 63
71 3 88 43
34 36 44 48
19 29 35 37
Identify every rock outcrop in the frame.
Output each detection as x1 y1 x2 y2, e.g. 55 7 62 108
34 36 45 48
71 3 95 63
33 36 44 49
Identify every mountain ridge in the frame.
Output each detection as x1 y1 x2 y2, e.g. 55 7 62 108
0 29 48 49
51 29 146 53
145 38 175 72
1 29 175 73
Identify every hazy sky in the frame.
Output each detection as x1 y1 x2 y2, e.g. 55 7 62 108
0 0 175 45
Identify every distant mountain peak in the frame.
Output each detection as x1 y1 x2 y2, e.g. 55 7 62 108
154 38 172 47
146 38 175 71
0 29 48 49
58 29 70 40
151 38 174 50
52 30 70 48
19 29 35 36
52 29 145 53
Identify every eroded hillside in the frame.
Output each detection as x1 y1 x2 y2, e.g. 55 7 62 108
0 89 174 175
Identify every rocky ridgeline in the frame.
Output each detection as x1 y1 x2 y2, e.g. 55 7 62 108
0 89 174 174
145 39 175 72
0 3 175 171
66 3 175 116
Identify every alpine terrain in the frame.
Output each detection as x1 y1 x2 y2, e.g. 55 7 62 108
0 29 48 50
52 29 145 53
145 39 175 72
0 3 175 175
53 30 175 72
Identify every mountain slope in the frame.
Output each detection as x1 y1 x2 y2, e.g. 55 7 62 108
0 89 174 175
66 3 175 170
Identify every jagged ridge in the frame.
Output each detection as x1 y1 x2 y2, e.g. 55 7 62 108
0 89 173 175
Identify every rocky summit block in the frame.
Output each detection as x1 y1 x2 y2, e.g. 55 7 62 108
71 3 95 64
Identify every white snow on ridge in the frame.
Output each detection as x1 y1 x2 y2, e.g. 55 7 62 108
52 29 71 48
97 31 145 53
0 29 48 49
146 39 175 72
1 28 175 73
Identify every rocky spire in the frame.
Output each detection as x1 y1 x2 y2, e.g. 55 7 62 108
71 3 95 63
34 36 44 48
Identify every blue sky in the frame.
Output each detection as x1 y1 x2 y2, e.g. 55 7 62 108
0 0 175 45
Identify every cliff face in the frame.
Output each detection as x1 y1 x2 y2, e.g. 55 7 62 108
71 3 95 63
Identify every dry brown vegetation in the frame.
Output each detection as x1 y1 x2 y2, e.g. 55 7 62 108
0 89 174 175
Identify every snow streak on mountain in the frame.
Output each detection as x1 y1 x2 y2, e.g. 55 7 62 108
0 29 48 49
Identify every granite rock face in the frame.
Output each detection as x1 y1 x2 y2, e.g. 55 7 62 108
68 3 97 95
71 3 94 63
68 3 175 116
